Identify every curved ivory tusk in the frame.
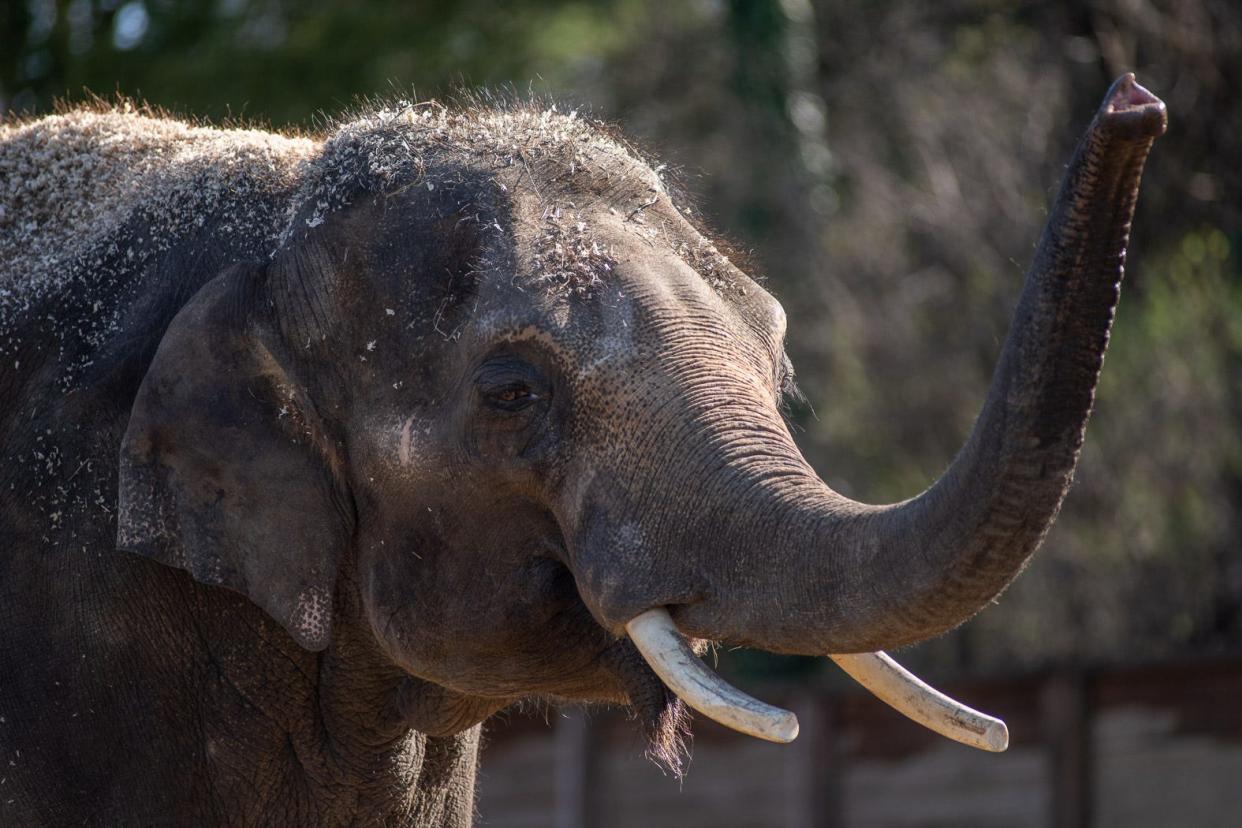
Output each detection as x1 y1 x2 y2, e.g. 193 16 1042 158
830 651 1009 752
625 608 799 743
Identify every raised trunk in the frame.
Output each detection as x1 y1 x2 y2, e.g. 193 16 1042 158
672 74 1166 655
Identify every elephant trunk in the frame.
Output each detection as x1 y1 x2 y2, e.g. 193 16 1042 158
664 74 1166 656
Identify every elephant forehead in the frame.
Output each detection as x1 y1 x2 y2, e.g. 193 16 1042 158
508 185 754 297
497 221 760 355
463 191 784 388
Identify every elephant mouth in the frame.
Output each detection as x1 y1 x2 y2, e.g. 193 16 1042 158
567 573 1006 759
526 553 690 770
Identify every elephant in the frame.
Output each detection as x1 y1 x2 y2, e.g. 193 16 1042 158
0 75 1164 825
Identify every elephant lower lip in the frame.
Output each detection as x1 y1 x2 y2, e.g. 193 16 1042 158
598 638 691 773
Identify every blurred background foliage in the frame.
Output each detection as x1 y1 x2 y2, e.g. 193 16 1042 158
3 0 1239 682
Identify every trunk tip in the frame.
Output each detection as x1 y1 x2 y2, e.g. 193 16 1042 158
1101 74 1168 138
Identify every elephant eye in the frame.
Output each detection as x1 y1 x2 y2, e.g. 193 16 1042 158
489 384 540 410
496 387 528 403
476 356 548 413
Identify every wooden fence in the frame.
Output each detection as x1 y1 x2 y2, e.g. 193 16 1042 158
476 658 1242 827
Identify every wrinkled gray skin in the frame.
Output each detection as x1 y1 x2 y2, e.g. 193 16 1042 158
0 77 1164 825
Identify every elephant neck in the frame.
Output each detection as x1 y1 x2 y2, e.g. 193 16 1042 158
189 579 484 826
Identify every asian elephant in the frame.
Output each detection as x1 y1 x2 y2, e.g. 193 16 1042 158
0 75 1164 825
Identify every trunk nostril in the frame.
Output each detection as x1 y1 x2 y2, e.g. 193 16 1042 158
1102 74 1168 138
1112 73 1161 108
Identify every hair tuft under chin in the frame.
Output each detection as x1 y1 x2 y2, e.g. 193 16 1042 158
638 694 693 779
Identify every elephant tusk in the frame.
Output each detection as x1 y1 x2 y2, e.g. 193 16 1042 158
829 651 1009 752
625 608 800 743
626 610 1006 751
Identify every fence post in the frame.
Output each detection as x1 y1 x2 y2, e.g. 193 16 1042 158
787 692 841 828
554 709 594 828
1040 671 1091 828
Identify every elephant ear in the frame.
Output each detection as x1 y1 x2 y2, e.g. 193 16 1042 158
117 264 351 651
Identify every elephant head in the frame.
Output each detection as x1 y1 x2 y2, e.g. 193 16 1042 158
116 76 1165 762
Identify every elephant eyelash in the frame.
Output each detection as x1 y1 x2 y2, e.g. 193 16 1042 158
777 360 809 424
778 372 801 404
